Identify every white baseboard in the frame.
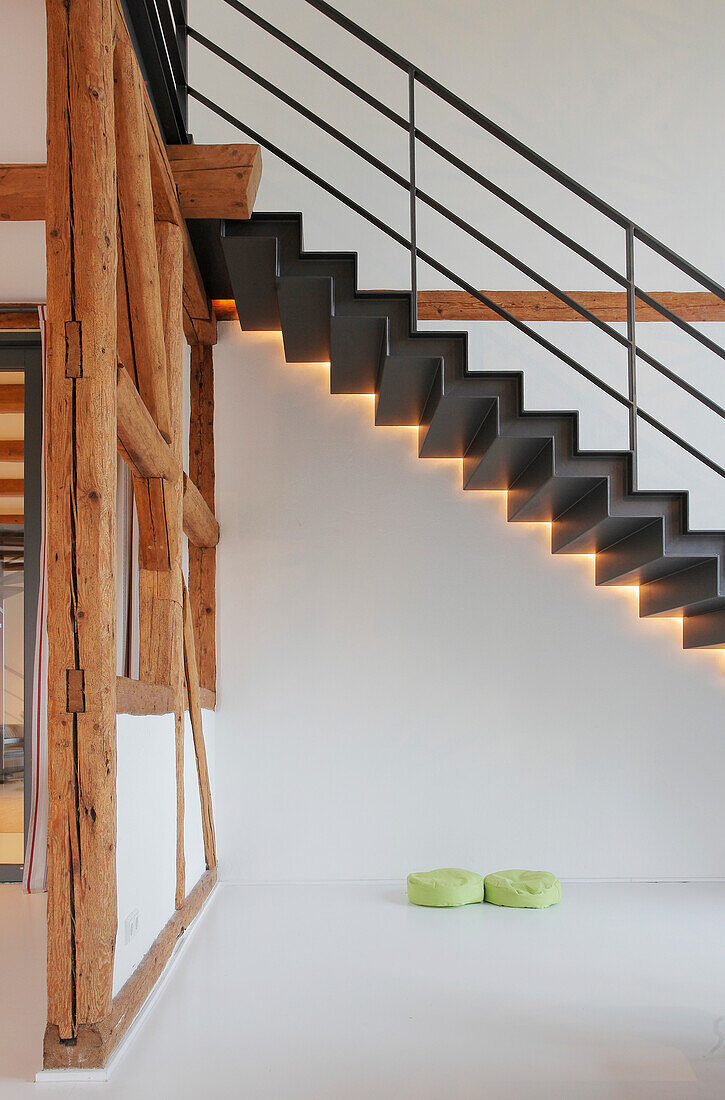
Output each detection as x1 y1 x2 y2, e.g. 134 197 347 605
35 879 219 1085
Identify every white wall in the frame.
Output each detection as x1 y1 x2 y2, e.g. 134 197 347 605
189 0 725 528
214 325 725 882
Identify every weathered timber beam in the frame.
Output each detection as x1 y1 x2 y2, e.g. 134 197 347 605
1 147 261 222
116 676 216 714
0 478 24 495
189 342 216 693
0 308 40 330
45 0 118 1046
116 365 177 480
0 441 23 462
182 581 217 869
212 293 725 325
183 472 220 548
114 16 172 440
0 384 24 412
166 144 262 219
44 868 217 1069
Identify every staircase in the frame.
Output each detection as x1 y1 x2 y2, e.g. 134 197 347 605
221 212 725 652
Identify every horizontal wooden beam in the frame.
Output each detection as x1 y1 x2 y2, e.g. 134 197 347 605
0 440 23 462
167 144 262 219
0 308 39 331
213 292 725 325
0 148 261 223
0 513 23 526
44 867 217 1069
183 472 220 548
0 384 24 412
0 478 23 496
116 364 177 481
116 677 215 714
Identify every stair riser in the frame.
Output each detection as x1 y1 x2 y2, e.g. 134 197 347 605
639 559 721 617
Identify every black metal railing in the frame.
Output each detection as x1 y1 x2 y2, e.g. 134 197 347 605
124 0 189 144
178 0 725 485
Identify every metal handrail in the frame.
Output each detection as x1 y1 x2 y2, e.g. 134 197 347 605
188 1 725 485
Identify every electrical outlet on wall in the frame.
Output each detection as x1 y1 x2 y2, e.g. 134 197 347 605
124 909 140 946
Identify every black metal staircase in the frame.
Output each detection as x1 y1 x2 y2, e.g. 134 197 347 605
125 0 725 654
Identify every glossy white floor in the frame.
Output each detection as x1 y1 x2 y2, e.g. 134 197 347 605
2 882 725 1098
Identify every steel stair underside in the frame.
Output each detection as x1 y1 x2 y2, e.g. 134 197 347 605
216 212 725 651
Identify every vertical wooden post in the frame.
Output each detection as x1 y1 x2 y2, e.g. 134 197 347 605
45 0 118 1047
155 220 186 909
189 343 216 692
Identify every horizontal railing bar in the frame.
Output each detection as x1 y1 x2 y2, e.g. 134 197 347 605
415 128 627 288
636 408 725 479
216 0 409 130
633 226 725 304
187 88 411 251
416 188 631 347
634 286 725 364
188 29 410 189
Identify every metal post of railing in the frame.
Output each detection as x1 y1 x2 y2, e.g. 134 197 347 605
625 223 638 491
408 66 418 332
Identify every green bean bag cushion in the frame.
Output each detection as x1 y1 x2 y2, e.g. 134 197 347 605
484 869 561 909
407 867 484 907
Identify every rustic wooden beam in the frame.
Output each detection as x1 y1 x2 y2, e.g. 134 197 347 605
0 308 40 331
166 144 262 219
0 441 23 461
212 291 725 325
45 0 118 1047
189 343 216 693
116 364 177 481
0 384 24 412
116 677 215 715
1 147 261 221
0 478 23 496
0 164 46 220
183 472 220 549
44 867 217 1069
0 514 23 525
183 581 217 869
113 14 172 441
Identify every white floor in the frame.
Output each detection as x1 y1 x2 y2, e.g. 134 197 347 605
2 882 725 1098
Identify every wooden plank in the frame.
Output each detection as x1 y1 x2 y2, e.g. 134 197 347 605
167 144 262 219
116 676 173 715
116 364 178 481
155 219 186 911
44 0 118 1046
0 164 46 220
212 292 725 325
44 868 217 1069
0 479 23 495
0 385 24 412
0 309 40 331
183 580 217 869
0 440 23 461
189 343 216 693
0 514 23 525
113 11 172 441
183 472 220 548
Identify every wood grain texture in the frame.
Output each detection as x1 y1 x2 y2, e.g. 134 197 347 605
0 310 40 330
0 514 24 525
189 342 216 693
44 0 118 1046
0 384 24 412
212 292 725 324
43 868 217 1069
183 472 220 548
183 581 217 869
0 479 23 495
0 440 23 461
167 144 262 219
115 677 215 714
0 164 46 219
116 364 178 480
113 11 171 441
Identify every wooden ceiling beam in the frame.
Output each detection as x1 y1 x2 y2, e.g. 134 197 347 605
0 148 261 223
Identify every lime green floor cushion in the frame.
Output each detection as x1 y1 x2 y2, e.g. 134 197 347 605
407 868 484 907
484 869 561 909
